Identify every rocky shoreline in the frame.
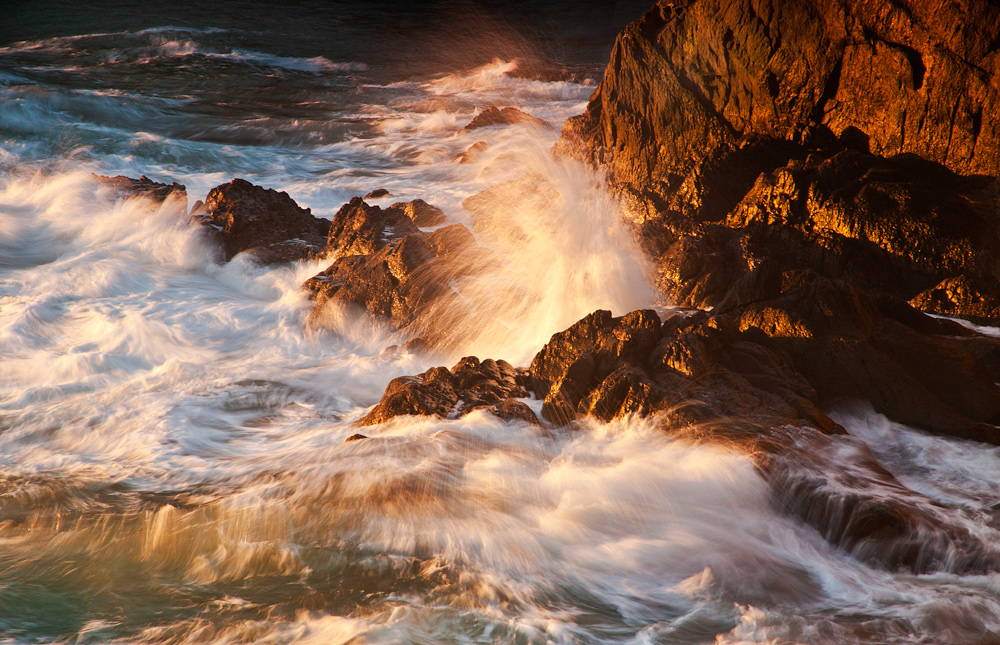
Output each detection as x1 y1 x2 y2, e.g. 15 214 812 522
98 0 1000 578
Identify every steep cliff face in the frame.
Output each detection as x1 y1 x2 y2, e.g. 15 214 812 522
557 0 1000 323
561 0 1000 222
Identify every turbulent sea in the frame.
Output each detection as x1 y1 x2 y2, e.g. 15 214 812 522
3 3 1000 644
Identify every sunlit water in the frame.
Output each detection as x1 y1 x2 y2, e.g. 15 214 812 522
2 21 1000 645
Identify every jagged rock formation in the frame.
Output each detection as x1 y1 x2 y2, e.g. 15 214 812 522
303 200 495 343
353 0 1000 575
196 178 331 263
94 174 187 209
557 0 1000 324
194 180 452 266
358 356 537 426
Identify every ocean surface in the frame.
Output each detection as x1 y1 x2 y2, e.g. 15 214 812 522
3 3 1000 643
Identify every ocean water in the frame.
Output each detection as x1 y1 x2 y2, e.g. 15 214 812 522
2 6 1000 644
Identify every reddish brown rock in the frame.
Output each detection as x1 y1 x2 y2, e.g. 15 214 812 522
390 199 446 227
94 174 187 209
557 0 1000 325
464 106 551 131
358 356 534 426
303 214 495 342
559 0 1000 218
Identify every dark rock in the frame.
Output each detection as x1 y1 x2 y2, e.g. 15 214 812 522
303 215 496 342
464 106 551 131
455 141 488 164
767 436 1000 574
713 271 1000 443
198 178 330 263
358 356 535 426
364 189 392 199
345 433 368 442
94 174 187 209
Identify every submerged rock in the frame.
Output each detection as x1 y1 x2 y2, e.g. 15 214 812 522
196 178 331 263
463 106 550 131
358 356 535 426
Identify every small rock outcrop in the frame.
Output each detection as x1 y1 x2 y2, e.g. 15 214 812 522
196 178 331 263
303 199 493 342
94 174 187 208
358 356 536 426
464 106 550 131
323 197 420 258
195 181 451 266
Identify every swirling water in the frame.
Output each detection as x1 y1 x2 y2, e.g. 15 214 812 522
2 9 1000 645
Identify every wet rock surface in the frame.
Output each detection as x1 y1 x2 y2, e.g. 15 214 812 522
358 356 535 426
94 174 187 208
558 0 1000 325
196 178 331 263
463 106 551 130
303 203 494 342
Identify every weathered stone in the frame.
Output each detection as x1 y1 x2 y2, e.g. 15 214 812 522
559 0 1000 219
95 174 187 209
911 276 1000 325
197 178 330 263
389 199 447 227
358 356 534 425
325 197 419 258
464 106 551 131
364 188 392 199
303 208 496 341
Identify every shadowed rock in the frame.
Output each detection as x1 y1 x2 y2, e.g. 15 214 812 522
197 178 330 263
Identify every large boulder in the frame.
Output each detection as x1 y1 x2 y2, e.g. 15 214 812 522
196 178 331 263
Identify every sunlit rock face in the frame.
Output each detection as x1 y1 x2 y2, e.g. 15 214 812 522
556 0 1000 325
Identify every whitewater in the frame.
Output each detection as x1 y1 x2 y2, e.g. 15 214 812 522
2 23 1000 645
